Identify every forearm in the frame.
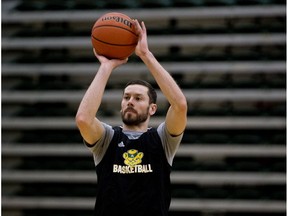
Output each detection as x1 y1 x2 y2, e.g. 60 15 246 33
76 64 113 123
76 50 128 144
134 20 187 135
139 52 187 109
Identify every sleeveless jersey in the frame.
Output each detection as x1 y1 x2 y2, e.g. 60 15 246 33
94 126 171 216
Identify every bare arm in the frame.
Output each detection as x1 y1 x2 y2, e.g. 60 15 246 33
75 50 128 145
134 20 187 136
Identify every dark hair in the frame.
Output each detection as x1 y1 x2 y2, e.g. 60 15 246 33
124 80 157 104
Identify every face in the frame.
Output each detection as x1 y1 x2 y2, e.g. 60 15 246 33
121 84 156 126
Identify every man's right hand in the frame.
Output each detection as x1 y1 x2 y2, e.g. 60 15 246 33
93 49 128 69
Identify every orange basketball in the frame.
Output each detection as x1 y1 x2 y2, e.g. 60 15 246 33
91 12 138 59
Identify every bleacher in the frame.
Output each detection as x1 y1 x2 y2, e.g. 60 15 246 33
2 0 286 215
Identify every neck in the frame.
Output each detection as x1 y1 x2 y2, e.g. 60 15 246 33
122 122 149 132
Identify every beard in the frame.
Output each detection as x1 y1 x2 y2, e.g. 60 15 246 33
121 107 149 126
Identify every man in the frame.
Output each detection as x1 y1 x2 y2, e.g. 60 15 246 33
76 20 187 216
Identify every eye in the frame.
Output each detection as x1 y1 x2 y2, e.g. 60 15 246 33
123 95 130 100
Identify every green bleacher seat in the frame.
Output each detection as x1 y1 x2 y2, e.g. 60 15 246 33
23 210 94 216
267 78 286 89
271 161 286 172
14 74 82 90
265 103 286 116
173 185 285 200
189 108 231 116
17 157 94 171
75 55 97 63
172 0 204 6
43 1 73 10
17 130 82 143
140 0 172 7
204 0 236 6
236 0 272 5
104 0 139 8
201 187 230 199
232 161 264 172
200 133 230 143
270 134 286 144
232 134 262 144
15 1 46 11
173 157 195 171
181 133 199 143
271 0 286 4
172 187 200 198
15 80 81 91
232 107 260 116
39 49 71 63
16 0 74 11
14 25 87 37
73 0 104 9
198 163 227 171
233 188 262 199
13 28 40 37
17 183 96 197
16 103 75 117
173 158 228 171
227 156 286 172
189 81 229 89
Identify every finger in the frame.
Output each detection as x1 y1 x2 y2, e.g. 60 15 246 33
93 49 102 58
133 19 141 29
133 19 142 35
141 21 146 34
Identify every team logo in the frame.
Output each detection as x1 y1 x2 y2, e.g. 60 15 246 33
113 149 152 174
123 149 143 167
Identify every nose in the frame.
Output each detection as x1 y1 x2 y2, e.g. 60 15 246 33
127 97 135 107
127 99 133 106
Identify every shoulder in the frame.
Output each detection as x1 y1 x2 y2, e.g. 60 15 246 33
157 122 183 140
157 122 184 165
85 122 114 148
85 122 115 165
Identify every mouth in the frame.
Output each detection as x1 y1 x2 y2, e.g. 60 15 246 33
125 108 137 114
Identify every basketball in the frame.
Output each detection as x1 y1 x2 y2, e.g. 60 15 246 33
91 12 138 59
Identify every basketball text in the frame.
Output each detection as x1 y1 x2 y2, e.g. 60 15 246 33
102 16 133 29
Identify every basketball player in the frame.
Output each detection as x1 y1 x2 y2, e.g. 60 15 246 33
76 20 187 216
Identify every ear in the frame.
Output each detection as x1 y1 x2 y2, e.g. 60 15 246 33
149 103 157 116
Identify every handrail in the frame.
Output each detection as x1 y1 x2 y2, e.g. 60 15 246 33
2 116 286 129
2 6 285 23
2 34 285 49
2 62 286 75
2 197 285 212
2 89 286 103
2 144 285 157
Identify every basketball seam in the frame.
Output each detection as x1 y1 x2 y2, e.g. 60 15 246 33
91 35 137 46
92 25 138 37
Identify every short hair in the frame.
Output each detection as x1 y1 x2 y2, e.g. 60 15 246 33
124 80 157 104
